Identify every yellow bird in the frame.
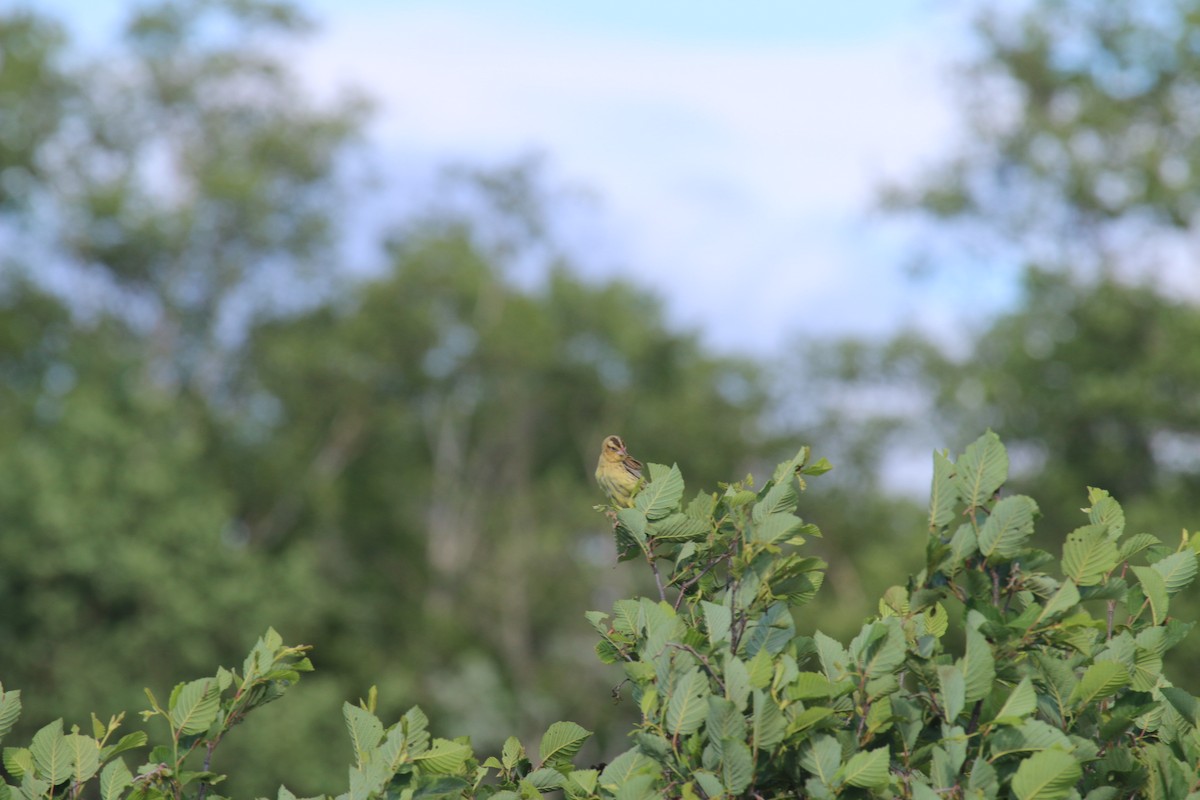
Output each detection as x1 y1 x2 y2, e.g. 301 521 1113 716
595 434 644 508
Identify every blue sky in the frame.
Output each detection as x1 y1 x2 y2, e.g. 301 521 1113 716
33 0 1018 356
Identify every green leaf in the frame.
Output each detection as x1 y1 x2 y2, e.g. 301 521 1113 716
1130 646 1163 692
1010 749 1082 800
649 513 708 542
750 691 785 751
719 739 753 794
788 672 834 700
814 631 851 682
100 759 132 800
665 669 709 736
343 703 384 763
993 677 1037 724
170 679 220 736
30 720 69 786
1131 566 1169 625
526 768 565 790
978 495 1037 559
1151 550 1198 594
634 463 684 520
501 736 524 771
955 431 1008 509
752 512 803 544
412 739 471 775
616 508 648 545
798 735 841 787
1036 579 1080 623
938 665 966 722
538 722 591 767
960 629 996 703
1069 661 1129 708
702 602 731 648
1160 687 1200 727
3 747 32 779
64 734 99 784
0 689 20 744
99 732 146 761
929 450 959 530
1061 524 1119 586
840 746 889 789
1119 533 1160 561
1085 487 1125 539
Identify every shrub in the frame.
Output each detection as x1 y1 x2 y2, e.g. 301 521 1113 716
2 432 1199 799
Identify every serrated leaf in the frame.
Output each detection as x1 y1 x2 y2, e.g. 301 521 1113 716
978 495 1037 559
343 703 383 763
993 677 1037 724
1131 646 1163 692
1011 749 1081 800
960 629 995 703
170 679 220 736
929 450 959 530
100 759 132 800
635 463 684 520
64 734 99 784
1036 579 1080 623
412 739 471 775
702 602 731 648
1070 662 1129 708
501 736 524 770
1085 487 1124 539
798 735 841 787
814 631 850 682
1062 525 1119 586
649 513 707 542
1131 566 1168 625
840 746 889 788
1160 687 1200 727
526 768 565 790
30 720 69 785
665 669 709 736
788 672 834 700
750 691 785 751
938 665 966 722
538 721 591 767
100 731 146 761
719 738 753 794
1119 533 1160 561
0 689 20 744
1151 550 1197 594
955 431 1008 509
4 747 32 779
753 512 803 544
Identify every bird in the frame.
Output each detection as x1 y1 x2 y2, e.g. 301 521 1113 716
595 434 644 508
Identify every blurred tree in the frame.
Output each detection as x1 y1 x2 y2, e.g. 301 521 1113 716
225 165 770 763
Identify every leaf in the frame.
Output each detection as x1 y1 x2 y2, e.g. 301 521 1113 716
64 734 99 784
0 689 20 744
938 665 966 722
752 512 803 544
702 602 731 648
538 722 591 767
1119 533 1161 561
4 747 32 779
649 513 707 542
1085 487 1125 539
411 739 472 775
978 495 1037 559
100 759 132 800
798 735 841 787
343 703 383 763
30 720 69 786
960 629 996 703
170 679 220 736
634 463 684 520
1036 579 1080 623
1069 662 1129 708
99 732 146 761
526 768 566 790
993 677 1037 724
1011 749 1082 800
1131 566 1169 625
1151 550 1198 594
1061 524 1120 586
665 669 709 736
929 450 959 530
750 691 785 751
840 746 889 789
719 739 753 795
788 672 834 700
1160 687 1200 727
955 431 1008 509
814 631 851 682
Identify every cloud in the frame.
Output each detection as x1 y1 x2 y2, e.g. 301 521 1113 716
297 5 963 352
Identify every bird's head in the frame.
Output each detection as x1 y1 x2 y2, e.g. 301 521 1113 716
601 435 627 460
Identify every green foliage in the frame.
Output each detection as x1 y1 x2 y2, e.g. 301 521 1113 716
6 432 1198 800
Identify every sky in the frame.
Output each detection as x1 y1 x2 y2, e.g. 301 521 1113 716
33 0 1020 356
